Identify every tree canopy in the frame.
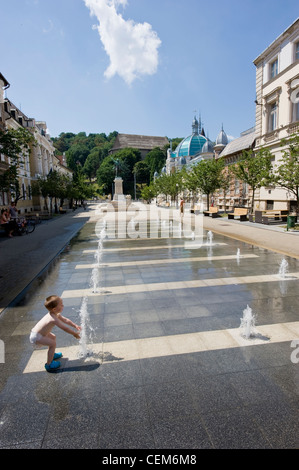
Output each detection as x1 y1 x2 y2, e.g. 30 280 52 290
185 159 225 210
230 148 274 213
97 148 141 196
274 133 299 214
0 127 36 201
52 131 118 176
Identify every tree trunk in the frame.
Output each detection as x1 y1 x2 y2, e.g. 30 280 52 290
251 188 255 215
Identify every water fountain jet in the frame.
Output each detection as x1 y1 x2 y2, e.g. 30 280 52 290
206 230 213 245
78 296 94 358
240 305 256 339
90 267 100 293
278 258 289 279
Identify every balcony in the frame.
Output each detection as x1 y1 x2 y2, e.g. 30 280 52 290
287 121 299 134
263 130 279 143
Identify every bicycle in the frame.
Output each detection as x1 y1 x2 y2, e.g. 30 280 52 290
15 217 35 235
24 219 35 234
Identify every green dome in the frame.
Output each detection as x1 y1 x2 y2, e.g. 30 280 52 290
171 116 208 158
175 133 207 158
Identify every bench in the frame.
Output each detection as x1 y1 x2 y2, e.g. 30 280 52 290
23 213 40 223
203 207 218 218
228 208 248 221
255 210 288 225
34 212 53 221
190 205 200 214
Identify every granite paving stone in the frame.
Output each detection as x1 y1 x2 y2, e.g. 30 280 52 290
0 204 299 449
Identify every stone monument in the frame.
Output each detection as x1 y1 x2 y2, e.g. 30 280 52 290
111 159 131 211
113 177 124 199
111 177 126 211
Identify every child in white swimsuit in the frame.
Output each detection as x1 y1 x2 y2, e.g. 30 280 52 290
30 295 81 372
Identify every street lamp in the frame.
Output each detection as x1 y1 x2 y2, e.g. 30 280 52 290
134 171 136 201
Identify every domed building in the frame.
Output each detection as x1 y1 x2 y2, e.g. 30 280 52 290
214 125 228 157
166 116 216 173
175 116 207 158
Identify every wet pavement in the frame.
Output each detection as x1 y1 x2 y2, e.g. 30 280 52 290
0 204 299 449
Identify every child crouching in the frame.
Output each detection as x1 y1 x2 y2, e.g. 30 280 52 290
29 295 81 372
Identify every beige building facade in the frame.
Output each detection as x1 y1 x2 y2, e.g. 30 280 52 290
0 74 73 214
215 128 256 212
0 73 10 206
253 18 299 211
212 18 299 213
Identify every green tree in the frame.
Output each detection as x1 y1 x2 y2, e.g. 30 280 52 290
96 155 116 194
34 170 62 214
97 148 141 196
55 173 73 209
274 133 299 216
231 148 274 214
185 159 225 210
0 127 36 201
133 161 151 185
72 167 94 204
65 143 90 172
54 131 118 178
140 182 158 203
83 147 102 181
144 147 166 181
51 132 76 153
154 173 171 203
218 166 232 214
154 170 185 205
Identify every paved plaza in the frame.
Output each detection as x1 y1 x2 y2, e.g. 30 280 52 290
0 204 299 449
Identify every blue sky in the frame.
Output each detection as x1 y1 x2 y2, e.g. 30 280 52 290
1 0 298 142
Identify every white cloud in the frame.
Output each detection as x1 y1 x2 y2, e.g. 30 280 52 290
84 0 161 85
42 19 54 34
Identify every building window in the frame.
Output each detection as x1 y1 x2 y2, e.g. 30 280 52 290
270 58 278 79
0 192 9 205
296 42 299 61
269 102 277 131
242 182 248 198
293 96 299 122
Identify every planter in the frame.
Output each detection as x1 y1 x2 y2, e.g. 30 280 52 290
287 215 296 230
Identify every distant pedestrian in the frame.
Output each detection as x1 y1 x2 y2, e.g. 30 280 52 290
9 201 19 220
180 199 185 216
1 208 15 238
29 295 81 372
